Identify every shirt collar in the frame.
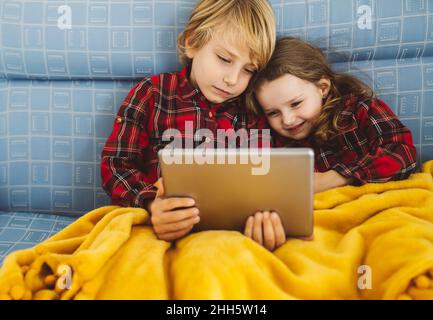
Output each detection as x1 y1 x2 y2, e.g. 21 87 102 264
336 95 361 133
178 64 240 110
178 64 202 100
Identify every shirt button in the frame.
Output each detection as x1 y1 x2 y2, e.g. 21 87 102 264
116 117 123 124
208 111 213 118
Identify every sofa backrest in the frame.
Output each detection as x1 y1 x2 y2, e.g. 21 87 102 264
0 0 432 215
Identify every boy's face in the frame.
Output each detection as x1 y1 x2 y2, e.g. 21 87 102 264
256 74 330 140
186 34 258 104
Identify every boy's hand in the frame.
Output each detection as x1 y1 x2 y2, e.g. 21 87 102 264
244 211 286 251
147 178 200 241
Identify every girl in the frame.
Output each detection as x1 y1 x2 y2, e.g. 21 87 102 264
247 37 417 193
243 37 417 250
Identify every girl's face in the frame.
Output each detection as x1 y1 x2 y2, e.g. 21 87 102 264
256 74 330 140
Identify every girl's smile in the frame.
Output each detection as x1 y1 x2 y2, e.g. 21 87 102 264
284 121 306 133
256 74 330 141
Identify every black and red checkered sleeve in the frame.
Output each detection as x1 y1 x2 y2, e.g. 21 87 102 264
100 78 158 209
332 99 418 184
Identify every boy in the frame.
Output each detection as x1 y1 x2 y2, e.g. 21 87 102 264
101 0 276 242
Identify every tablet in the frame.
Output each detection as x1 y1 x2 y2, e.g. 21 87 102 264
158 148 314 237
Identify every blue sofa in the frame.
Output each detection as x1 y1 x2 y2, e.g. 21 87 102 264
1 0 432 265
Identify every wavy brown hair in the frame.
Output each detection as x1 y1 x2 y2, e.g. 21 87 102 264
246 37 375 144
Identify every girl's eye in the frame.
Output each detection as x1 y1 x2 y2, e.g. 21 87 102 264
245 69 256 74
266 111 278 117
217 55 231 63
291 101 302 108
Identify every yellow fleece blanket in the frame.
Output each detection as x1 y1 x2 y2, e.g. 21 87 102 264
1 163 433 300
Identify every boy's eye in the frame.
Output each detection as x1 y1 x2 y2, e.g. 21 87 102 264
245 68 256 74
217 55 231 63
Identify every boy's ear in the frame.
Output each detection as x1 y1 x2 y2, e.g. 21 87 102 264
318 77 331 98
184 35 196 59
185 47 195 59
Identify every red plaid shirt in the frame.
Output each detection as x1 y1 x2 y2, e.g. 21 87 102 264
101 66 269 208
275 96 417 184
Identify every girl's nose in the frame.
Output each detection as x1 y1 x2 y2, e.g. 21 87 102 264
282 111 296 127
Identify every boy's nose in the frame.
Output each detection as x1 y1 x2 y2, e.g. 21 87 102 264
223 70 240 86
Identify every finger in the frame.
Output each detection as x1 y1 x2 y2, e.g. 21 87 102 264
152 207 199 225
155 178 165 198
262 211 275 251
253 212 263 245
157 224 194 241
297 234 314 241
158 197 196 212
271 212 286 247
244 216 254 238
154 215 200 234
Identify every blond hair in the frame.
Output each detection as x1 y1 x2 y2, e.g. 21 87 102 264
246 37 375 144
177 0 276 71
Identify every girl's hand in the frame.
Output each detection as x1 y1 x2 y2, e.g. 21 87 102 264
314 170 352 193
147 178 200 241
244 211 286 251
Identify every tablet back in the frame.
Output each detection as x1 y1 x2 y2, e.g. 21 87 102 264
158 148 314 237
